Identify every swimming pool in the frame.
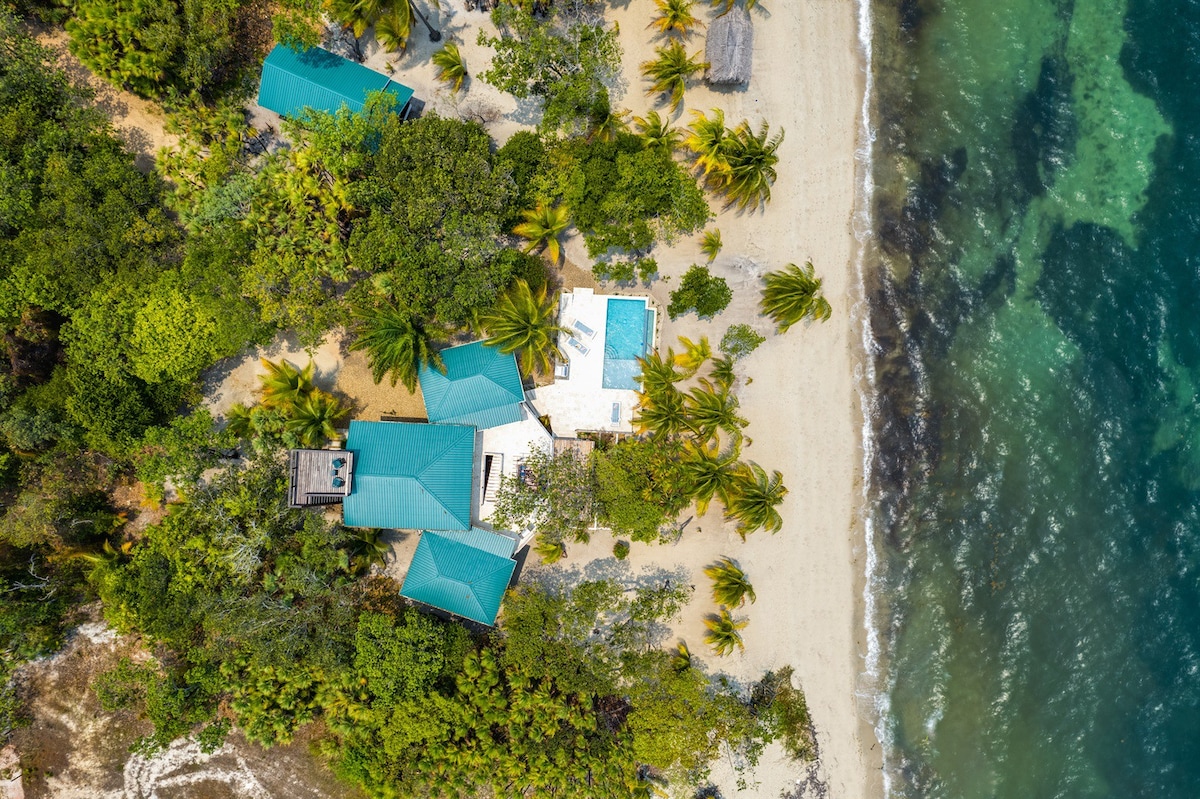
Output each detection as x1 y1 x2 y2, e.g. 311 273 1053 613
602 298 654 389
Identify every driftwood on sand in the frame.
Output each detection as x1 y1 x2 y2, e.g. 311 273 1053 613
705 6 753 86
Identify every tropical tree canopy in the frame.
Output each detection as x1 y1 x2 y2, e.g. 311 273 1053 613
761 261 833 331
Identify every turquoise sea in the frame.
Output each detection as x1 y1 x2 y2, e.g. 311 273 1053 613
865 0 1200 795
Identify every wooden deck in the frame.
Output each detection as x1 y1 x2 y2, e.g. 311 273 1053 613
288 449 354 508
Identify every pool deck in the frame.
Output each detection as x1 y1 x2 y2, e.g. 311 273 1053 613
526 288 647 436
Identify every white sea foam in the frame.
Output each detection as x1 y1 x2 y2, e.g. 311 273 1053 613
850 0 898 795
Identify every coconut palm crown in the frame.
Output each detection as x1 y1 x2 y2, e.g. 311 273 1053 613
513 201 570 263
432 41 466 92
634 110 683 150
650 0 703 38
722 120 784 209
480 280 568 377
704 556 756 607
724 461 787 538
285 390 347 448
681 440 739 515
761 261 833 331
258 358 315 409
704 607 748 656
641 41 709 112
349 303 445 392
634 384 689 441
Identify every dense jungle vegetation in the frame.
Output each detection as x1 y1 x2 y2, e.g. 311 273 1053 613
0 1 819 795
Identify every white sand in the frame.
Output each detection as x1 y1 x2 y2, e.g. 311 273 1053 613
558 1 881 796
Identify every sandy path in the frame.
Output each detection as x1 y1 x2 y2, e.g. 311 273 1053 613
29 26 179 173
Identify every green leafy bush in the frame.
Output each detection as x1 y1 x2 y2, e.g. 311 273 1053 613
613 540 630 559
720 323 766 360
667 264 732 319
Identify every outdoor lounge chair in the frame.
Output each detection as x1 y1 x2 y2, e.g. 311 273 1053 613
568 336 590 356
611 402 621 424
572 319 597 339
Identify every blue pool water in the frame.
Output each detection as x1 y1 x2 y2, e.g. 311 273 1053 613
602 298 652 389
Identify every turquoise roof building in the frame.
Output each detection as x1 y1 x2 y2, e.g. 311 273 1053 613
342 421 474 530
419 342 526 429
400 529 518 625
257 44 415 118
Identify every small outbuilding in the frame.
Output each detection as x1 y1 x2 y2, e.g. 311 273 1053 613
400 528 519 626
705 6 754 86
257 44 415 118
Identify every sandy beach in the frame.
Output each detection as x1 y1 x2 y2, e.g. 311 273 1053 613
209 1 880 794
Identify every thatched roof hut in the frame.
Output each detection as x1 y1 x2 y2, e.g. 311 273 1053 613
705 6 753 86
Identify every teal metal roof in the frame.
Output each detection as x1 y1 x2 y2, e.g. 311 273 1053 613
342 421 475 530
401 530 517 625
257 44 415 118
419 342 526 429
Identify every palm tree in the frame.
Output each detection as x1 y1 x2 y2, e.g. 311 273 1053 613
704 556 756 607
650 0 703 38
374 9 412 52
709 354 736 391
350 528 390 572
633 110 682 150
722 120 784 209
761 261 833 331
685 108 731 178
533 536 566 564
725 462 787 538
589 105 630 143
681 440 738 514
432 41 466 92
674 335 712 375
641 42 708 112
513 202 570 263
374 0 442 52
686 381 748 444
258 359 315 409
700 228 722 262
330 0 387 38
225 402 255 439
704 607 748 656
671 640 693 672
635 348 684 396
285 391 347 448
480 279 569 377
349 303 444 392
634 385 688 440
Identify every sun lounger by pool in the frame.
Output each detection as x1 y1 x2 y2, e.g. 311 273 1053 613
572 319 597 339
554 360 570 379
568 336 590 356
611 402 621 424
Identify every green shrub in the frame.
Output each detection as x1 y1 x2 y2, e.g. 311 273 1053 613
720 323 766 360
613 540 630 559
667 264 732 319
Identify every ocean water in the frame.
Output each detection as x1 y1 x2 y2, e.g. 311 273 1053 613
865 0 1200 795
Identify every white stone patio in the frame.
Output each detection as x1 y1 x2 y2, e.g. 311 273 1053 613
525 288 650 436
